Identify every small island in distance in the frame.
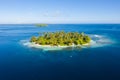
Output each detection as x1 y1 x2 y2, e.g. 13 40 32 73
30 31 91 48
35 24 48 27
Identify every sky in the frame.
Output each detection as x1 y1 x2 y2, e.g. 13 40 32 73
0 0 120 24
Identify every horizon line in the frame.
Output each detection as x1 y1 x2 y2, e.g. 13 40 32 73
0 23 120 25
0 22 120 25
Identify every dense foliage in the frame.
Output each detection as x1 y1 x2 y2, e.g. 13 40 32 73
35 24 48 27
30 31 91 46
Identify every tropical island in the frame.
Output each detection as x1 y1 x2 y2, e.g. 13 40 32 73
35 24 48 27
30 31 91 48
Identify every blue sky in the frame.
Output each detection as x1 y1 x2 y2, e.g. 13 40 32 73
0 0 120 24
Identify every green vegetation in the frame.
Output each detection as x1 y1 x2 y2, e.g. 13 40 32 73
35 24 48 27
30 31 91 46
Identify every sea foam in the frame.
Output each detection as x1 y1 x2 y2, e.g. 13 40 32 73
20 34 114 50
89 34 114 48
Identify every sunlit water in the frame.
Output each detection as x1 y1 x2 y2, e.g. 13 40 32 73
0 24 120 80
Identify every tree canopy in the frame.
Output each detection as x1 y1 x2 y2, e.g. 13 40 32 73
35 24 48 27
30 31 91 46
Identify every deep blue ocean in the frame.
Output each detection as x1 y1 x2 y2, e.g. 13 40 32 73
0 24 120 80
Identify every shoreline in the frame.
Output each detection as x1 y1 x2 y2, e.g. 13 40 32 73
26 42 90 48
21 33 114 51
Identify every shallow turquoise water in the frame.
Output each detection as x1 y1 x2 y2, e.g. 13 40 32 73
0 24 120 80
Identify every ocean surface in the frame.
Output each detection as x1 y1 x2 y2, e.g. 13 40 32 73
0 24 120 80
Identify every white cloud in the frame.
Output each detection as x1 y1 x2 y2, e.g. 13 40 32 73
42 10 62 17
